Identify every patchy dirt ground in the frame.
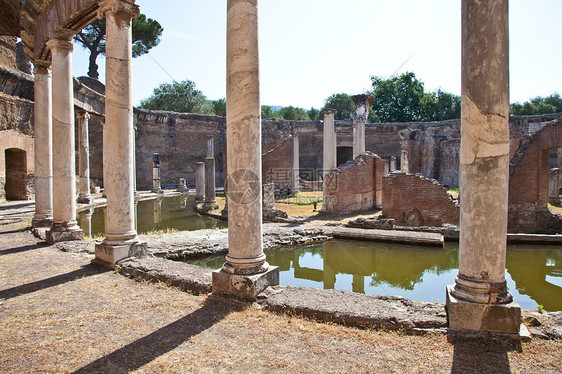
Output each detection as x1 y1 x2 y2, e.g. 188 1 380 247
1 218 561 373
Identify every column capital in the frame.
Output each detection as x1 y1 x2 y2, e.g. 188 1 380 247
351 94 375 107
33 60 51 75
46 38 73 52
98 0 140 20
321 108 337 116
77 111 91 121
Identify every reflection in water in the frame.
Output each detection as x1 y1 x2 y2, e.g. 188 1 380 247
190 240 562 311
77 194 227 238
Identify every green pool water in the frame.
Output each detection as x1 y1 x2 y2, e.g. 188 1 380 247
189 240 562 311
76 194 227 238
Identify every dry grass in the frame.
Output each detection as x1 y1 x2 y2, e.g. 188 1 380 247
1 220 561 373
548 202 562 215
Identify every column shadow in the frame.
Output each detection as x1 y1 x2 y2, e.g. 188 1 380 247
449 335 522 374
0 263 109 300
72 297 244 374
0 243 47 256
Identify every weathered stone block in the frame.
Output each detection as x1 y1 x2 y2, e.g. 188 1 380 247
212 266 280 301
31 217 52 228
94 241 148 268
446 285 521 334
46 227 84 244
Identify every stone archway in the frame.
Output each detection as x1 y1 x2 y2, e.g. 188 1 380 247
4 148 28 200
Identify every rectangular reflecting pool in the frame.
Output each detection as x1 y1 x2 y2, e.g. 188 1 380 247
188 240 562 311
77 194 227 238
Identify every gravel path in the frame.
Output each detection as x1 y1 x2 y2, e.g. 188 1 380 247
1 218 561 373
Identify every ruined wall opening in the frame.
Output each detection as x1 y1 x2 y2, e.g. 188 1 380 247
336 146 353 167
4 148 27 200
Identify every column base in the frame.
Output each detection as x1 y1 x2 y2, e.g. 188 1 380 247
212 266 279 301
446 285 521 334
195 196 205 203
32 216 53 228
202 201 219 211
94 240 147 268
46 222 84 244
78 195 93 204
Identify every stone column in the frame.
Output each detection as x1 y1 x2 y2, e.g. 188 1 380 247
212 0 279 301
195 161 205 202
31 61 53 228
206 135 214 158
351 94 374 158
152 153 162 194
549 168 560 204
94 0 147 267
46 36 83 243
400 150 409 173
292 133 300 193
322 109 337 175
77 111 93 204
203 156 218 210
447 0 521 334
133 116 138 195
390 156 397 173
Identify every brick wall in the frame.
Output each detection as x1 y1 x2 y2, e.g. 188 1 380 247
382 172 459 227
508 118 562 233
323 152 384 213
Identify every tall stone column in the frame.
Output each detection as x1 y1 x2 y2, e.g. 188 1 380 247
212 0 279 300
447 0 521 334
203 156 218 210
95 0 147 267
322 109 337 174
46 36 83 243
195 161 205 202
292 133 300 193
152 153 162 194
549 168 560 204
77 111 93 204
206 135 214 158
351 94 374 158
390 156 397 173
31 61 53 228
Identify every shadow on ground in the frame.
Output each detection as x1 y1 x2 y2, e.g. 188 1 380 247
449 335 522 373
72 297 245 373
0 263 110 300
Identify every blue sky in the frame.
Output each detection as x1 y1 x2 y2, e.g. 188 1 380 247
71 0 562 110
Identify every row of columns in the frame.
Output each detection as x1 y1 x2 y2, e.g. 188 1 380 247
32 0 146 265
30 0 521 333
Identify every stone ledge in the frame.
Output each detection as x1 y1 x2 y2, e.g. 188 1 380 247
118 257 213 295
259 286 447 333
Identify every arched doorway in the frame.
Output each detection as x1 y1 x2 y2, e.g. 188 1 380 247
4 148 28 200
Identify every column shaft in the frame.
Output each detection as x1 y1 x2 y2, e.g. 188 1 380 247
447 0 520 335
32 63 53 228
195 161 205 202
322 109 337 173
95 0 146 266
351 95 373 158
46 38 83 243
203 157 217 209
206 135 214 158
77 112 92 203
292 134 300 193
224 0 265 273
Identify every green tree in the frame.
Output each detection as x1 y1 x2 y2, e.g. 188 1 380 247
212 98 226 116
510 94 562 115
370 72 426 122
322 93 356 121
74 14 163 79
421 89 461 121
307 107 321 121
261 105 274 118
274 106 311 121
139 79 212 114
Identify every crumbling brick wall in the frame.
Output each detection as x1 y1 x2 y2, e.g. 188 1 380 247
323 152 385 213
382 172 459 227
508 118 562 234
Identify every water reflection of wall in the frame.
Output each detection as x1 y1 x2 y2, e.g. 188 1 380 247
506 247 562 311
267 241 458 293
